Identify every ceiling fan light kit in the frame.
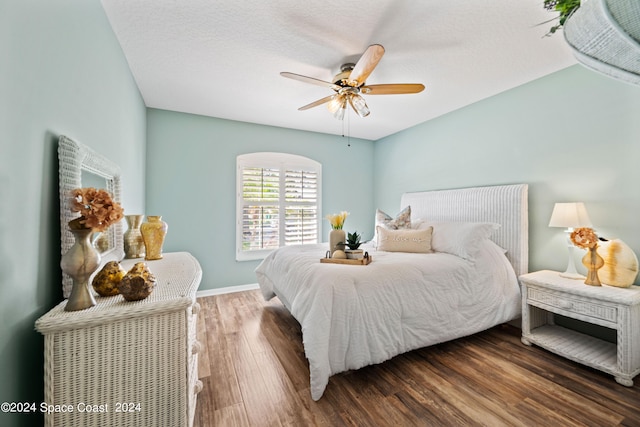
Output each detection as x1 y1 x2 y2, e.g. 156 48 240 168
327 95 346 120
281 44 425 120
347 92 370 117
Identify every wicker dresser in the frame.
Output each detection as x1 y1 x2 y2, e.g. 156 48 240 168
35 252 202 427
520 270 640 386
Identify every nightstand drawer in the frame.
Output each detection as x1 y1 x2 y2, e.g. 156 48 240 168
528 287 617 323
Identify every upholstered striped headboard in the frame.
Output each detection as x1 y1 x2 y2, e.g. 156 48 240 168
400 184 529 277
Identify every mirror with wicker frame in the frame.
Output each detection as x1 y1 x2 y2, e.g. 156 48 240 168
58 135 124 298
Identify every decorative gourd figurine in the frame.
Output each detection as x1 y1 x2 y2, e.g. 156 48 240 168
332 249 347 259
92 261 126 297
118 262 157 301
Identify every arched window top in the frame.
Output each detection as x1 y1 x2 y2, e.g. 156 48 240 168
237 152 321 170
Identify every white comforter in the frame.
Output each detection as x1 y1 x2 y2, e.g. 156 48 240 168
255 240 521 401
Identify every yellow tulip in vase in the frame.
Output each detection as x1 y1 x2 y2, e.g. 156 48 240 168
326 211 348 257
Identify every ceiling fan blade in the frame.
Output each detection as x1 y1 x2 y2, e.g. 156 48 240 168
298 94 336 111
280 72 341 91
360 83 425 95
348 44 385 86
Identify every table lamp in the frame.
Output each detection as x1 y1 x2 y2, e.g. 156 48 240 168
549 202 593 279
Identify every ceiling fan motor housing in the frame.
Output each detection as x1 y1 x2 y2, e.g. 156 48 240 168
333 63 358 88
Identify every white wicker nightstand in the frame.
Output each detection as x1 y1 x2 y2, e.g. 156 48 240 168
36 252 203 427
520 270 640 386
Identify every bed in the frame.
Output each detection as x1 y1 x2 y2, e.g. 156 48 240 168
255 184 528 401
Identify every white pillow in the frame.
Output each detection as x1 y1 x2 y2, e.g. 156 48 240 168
376 226 433 253
416 221 500 260
411 218 426 229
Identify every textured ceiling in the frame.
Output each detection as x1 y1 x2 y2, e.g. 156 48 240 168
100 0 576 141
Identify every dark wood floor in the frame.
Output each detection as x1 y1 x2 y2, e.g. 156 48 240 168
194 290 640 426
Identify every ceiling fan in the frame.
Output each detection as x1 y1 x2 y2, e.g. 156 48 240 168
281 44 425 120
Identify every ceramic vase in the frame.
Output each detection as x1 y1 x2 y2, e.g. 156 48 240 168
124 214 145 259
596 239 639 287
141 215 168 260
92 231 109 253
329 229 346 255
582 246 605 286
61 227 100 311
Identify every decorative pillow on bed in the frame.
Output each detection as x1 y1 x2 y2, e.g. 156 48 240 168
376 206 411 230
415 221 500 260
376 226 433 253
373 206 412 243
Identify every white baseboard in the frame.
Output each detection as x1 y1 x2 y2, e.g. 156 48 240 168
196 283 260 298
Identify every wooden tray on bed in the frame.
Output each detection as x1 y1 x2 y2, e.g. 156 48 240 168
320 252 372 265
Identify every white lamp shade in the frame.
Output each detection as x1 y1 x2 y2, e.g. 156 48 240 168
548 202 593 228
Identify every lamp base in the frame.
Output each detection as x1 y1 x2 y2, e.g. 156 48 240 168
559 241 585 280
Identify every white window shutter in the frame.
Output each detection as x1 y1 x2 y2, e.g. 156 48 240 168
236 153 321 261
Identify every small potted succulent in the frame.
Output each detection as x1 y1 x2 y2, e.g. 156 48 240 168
345 231 364 260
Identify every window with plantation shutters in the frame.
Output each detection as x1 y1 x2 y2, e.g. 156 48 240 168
237 153 321 261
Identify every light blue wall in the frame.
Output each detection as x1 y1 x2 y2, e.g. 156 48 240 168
374 65 640 281
4 3 640 421
146 109 374 290
0 2 146 426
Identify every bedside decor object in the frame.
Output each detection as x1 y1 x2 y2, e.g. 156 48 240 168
58 135 125 298
548 202 593 279
61 187 124 311
92 260 125 297
331 249 347 259
321 251 372 265
582 246 605 286
141 215 168 260
326 211 348 254
118 261 156 301
571 227 603 286
60 226 100 311
597 239 639 287
124 214 145 259
345 231 364 259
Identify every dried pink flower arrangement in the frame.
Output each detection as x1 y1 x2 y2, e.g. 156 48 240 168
69 187 124 231
570 227 598 249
